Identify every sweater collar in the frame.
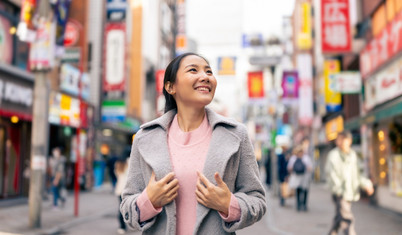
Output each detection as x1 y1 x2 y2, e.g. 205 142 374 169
140 107 237 131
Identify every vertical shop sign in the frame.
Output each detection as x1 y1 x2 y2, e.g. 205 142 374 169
360 10 402 78
54 0 72 46
324 60 342 112
297 2 312 50
321 0 351 53
63 20 81 47
103 23 126 93
176 0 186 55
297 54 313 126
247 71 264 99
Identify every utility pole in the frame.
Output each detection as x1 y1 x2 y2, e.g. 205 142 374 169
28 0 51 228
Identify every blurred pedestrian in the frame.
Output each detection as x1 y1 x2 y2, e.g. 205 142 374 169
277 144 291 206
49 147 66 209
325 131 374 235
287 145 313 211
115 157 129 234
120 52 266 234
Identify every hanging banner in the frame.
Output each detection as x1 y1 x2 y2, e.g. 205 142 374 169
155 70 165 95
324 60 342 112
60 63 80 96
297 54 313 126
360 10 402 78
321 0 351 53
176 0 186 55
103 23 126 92
0 15 13 64
247 71 264 99
297 2 312 50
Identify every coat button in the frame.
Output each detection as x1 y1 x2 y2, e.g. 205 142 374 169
125 212 129 220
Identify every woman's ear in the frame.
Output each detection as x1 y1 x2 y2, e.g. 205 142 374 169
165 82 175 95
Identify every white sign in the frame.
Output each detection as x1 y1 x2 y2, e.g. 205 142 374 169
364 57 402 110
106 29 125 86
297 54 313 126
332 72 361 93
31 155 46 171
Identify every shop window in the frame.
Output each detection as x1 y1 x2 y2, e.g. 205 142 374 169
388 119 402 196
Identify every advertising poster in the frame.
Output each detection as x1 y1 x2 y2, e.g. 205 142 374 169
324 60 342 112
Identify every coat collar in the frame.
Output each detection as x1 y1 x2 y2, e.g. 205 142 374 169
140 107 237 131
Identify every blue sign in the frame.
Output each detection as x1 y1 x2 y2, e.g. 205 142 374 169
107 0 127 21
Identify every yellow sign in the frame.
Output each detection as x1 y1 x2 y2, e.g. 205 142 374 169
297 2 312 50
324 60 341 111
325 116 344 141
218 57 236 75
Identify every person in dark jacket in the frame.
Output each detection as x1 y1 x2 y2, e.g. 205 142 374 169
277 145 291 206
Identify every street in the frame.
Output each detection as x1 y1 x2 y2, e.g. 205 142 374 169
1 182 401 235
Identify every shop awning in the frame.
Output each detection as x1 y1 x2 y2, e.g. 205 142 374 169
345 96 402 130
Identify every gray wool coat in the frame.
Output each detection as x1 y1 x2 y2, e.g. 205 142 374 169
120 108 266 235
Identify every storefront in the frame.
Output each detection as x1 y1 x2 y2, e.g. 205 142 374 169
0 64 33 199
48 90 94 190
357 56 402 213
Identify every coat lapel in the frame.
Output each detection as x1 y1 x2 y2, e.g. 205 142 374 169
137 128 173 179
194 124 241 232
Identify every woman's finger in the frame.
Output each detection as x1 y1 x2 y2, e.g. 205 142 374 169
166 184 179 197
195 190 207 204
197 171 211 188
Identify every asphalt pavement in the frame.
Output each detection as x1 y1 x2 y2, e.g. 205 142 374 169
1 182 402 235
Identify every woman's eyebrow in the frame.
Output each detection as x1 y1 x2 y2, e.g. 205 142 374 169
184 64 199 69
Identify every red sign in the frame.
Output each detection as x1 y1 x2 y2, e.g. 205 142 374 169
103 23 126 92
247 71 264 98
321 0 351 53
156 70 165 95
64 20 80 47
360 10 402 79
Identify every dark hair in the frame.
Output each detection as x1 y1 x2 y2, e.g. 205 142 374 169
338 130 352 139
163 52 209 113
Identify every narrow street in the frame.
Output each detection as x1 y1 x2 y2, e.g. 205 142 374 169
1 183 401 235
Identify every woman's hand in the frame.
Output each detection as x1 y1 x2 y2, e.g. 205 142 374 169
196 171 231 215
146 172 179 208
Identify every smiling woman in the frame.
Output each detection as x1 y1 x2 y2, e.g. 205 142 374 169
120 52 266 235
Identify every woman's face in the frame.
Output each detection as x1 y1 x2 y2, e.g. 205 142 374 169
170 55 217 109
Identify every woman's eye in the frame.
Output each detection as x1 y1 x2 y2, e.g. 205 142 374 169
189 68 197 72
206 70 213 74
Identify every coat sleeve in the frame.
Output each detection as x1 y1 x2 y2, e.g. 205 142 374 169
325 150 343 196
119 130 158 231
222 125 267 232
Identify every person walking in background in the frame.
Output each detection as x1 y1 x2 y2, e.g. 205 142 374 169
277 144 291 206
115 157 129 234
49 147 66 210
325 131 374 235
287 145 313 211
120 52 266 234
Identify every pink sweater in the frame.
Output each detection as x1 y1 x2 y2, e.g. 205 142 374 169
136 114 241 234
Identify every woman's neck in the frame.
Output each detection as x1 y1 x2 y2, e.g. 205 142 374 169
176 106 206 132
